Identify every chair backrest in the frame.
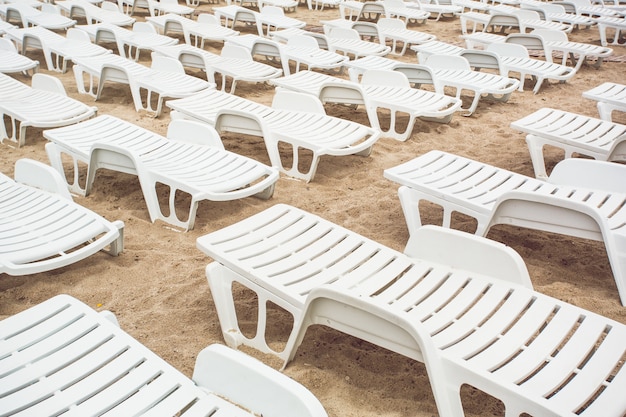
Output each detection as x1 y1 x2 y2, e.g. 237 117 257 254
327 26 360 40
197 13 220 25
31 73 67 95
14 159 73 200
0 37 17 53
261 5 284 16
361 69 410 88
459 49 502 72
150 53 185 73
167 119 225 149
504 33 546 51
221 43 252 60
101 1 121 12
392 63 438 89
287 34 320 49
514 9 542 20
272 89 326 114
487 42 529 58
540 3 566 14
66 27 92 43
548 158 626 194
40 3 60 14
377 17 406 30
133 21 157 33
531 28 569 42
384 0 408 9
425 54 471 71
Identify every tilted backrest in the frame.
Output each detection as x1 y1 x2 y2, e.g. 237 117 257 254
425 54 471 71
0 37 17 53
488 42 530 58
540 3 567 14
377 16 406 30
531 28 569 42
261 5 284 16
101 1 122 12
327 26 360 40
150 53 185 73
384 0 408 9
167 119 225 149
66 27 92 43
459 49 503 72
31 73 67 95
40 3 61 14
287 34 319 49
504 33 546 51
221 43 252 60
197 13 220 25
272 89 326 114
133 21 157 33
548 158 626 194
14 159 73 200
514 9 542 20
361 69 410 88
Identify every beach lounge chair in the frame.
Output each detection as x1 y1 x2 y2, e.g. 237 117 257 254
384 149 626 305
0 2 77 30
270 69 462 140
594 15 626 45
153 43 282 93
146 12 239 47
324 25 391 58
55 0 136 26
510 106 626 179
0 37 39 75
117 0 195 17
521 1 596 27
5 25 112 73
75 21 178 60
377 17 436 55
281 34 349 73
213 4 305 36
504 29 613 69
483 42 578 93
196 202 626 416
307 0 342 11
0 294 328 417
1 159 123 276
423 54 519 115
0 73 97 147
72 52 212 117
383 0 431 22
583 82 626 121
166 88 381 182
43 115 279 230
406 0 462 21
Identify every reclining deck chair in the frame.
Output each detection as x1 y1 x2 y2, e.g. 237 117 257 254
0 294 328 417
510 106 626 179
281 33 349 73
213 4 306 36
196 203 626 417
0 2 77 30
583 82 626 121
0 37 39 75
0 72 97 147
1 159 123 276
5 25 111 73
594 15 626 46
270 69 462 140
118 0 195 17
56 0 136 26
339 0 386 21
405 0 463 21
324 25 391 58
146 12 239 47
384 149 626 305
166 88 381 182
43 115 279 230
377 17 436 55
383 0 431 23
75 21 178 60
72 52 213 117
153 43 282 93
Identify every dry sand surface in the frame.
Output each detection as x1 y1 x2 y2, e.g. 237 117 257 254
1 3 626 416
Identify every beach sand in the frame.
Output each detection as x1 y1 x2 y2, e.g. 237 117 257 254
1 4 626 416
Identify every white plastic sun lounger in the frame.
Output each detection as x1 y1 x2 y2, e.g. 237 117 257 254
153 43 282 93
0 73 97 147
56 0 136 26
167 89 381 182
377 17 436 55
196 203 626 417
594 16 626 45
583 82 626 121
0 37 39 75
406 0 462 21
43 115 278 230
146 13 239 47
383 0 431 23
423 54 519 115
5 25 111 73
281 34 349 73
75 21 178 60
270 69 462 140
118 0 195 17
510 107 626 179
483 43 578 93
324 25 391 58
384 149 626 306
0 294 328 417
214 4 305 36
72 52 213 117
0 2 77 29
1 159 123 275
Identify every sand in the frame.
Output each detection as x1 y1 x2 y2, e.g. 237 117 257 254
1 4 626 416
